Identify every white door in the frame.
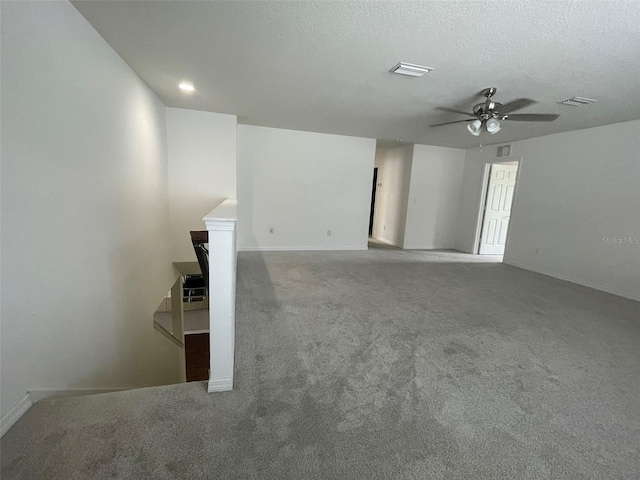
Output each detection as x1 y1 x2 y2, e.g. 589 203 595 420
479 164 518 255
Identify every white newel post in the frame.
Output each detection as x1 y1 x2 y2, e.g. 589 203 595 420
203 198 237 392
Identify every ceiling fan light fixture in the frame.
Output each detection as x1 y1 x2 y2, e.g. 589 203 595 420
467 119 482 136
433 87 560 134
486 118 501 134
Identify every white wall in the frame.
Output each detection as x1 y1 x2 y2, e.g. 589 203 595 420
371 143 413 247
403 145 465 249
237 125 376 250
456 120 640 300
166 108 237 262
455 154 485 254
1 1 183 419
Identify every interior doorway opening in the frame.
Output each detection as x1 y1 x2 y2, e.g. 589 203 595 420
475 159 521 257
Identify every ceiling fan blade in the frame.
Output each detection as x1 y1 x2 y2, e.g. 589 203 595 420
430 119 475 127
503 113 559 122
499 98 537 114
435 106 475 117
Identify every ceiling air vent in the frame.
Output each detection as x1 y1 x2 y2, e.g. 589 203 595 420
497 145 511 157
390 62 433 77
560 96 597 107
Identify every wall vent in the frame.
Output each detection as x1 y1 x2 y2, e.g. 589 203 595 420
560 96 597 107
497 145 511 157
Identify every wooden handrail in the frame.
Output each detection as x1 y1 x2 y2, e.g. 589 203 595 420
190 230 208 245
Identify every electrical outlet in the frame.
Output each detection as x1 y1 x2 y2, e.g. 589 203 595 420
327 229 332 236
269 227 274 234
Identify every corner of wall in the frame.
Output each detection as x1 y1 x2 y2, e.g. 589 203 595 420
1 393 33 438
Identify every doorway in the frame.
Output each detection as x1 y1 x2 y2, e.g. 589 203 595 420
477 161 519 255
368 167 378 236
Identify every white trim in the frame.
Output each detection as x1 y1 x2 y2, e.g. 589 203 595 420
206 206 237 395
370 236 401 248
153 320 184 347
29 389 129 403
1 393 33 437
204 220 236 231
473 157 523 255
506 261 640 302
402 245 454 250
472 163 492 254
208 377 233 392
203 198 237 230
238 245 367 252
185 329 209 335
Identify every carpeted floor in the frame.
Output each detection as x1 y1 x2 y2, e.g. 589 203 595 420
2 249 640 479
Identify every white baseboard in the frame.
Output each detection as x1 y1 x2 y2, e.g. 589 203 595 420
29 388 129 404
208 378 233 392
238 246 367 252
454 244 475 254
1 393 33 438
402 245 454 250
506 261 640 302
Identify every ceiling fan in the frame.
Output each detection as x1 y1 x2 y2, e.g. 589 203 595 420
430 88 559 136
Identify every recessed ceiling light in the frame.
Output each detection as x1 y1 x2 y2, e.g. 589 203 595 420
390 62 433 77
560 96 597 106
179 82 195 92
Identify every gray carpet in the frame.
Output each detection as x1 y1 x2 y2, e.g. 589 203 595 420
2 249 640 479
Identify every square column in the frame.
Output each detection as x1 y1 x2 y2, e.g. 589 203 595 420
203 198 237 392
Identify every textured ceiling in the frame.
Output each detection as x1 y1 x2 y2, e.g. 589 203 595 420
72 1 640 149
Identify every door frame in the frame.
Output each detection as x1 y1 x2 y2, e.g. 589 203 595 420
368 167 378 236
472 156 523 255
